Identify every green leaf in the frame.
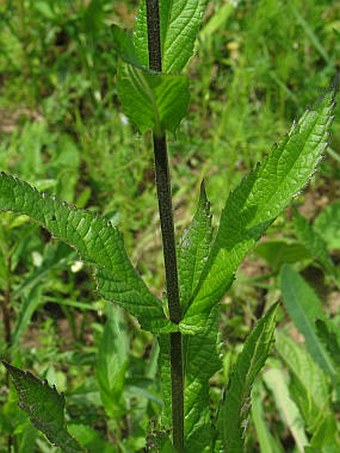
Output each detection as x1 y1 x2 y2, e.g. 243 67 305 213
178 182 213 314
111 25 140 66
134 0 208 72
251 382 285 453
314 201 340 249
0 173 173 333
96 304 129 418
294 210 338 280
315 319 340 365
255 239 310 273
184 307 221 452
280 265 337 382
158 334 172 429
177 184 220 450
181 90 335 333
3 362 83 453
275 331 332 433
263 368 309 452
314 318 340 403
214 303 278 452
69 424 116 453
117 62 190 134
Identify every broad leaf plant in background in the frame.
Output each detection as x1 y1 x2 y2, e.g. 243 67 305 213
0 0 337 451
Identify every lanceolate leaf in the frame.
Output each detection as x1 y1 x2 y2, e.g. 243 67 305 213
184 307 221 452
134 0 208 72
111 25 140 66
314 201 340 249
315 319 340 365
293 210 338 280
158 310 221 451
214 303 279 452
96 305 129 418
3 362 83 453
117 62 190 134
263 368 308 451
275 331 336 435
177 185 220 450
0 173 173 333
181 91 335 333
178 182 213 314
280 265 337 382
251 382 285 453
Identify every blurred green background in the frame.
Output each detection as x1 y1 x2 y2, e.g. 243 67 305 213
0 0 339 451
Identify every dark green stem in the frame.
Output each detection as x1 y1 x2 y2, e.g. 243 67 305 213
146 1 184 451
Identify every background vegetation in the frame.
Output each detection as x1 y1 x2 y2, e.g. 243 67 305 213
0 0 339 451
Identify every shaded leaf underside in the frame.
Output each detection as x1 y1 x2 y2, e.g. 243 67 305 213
4 362 83 453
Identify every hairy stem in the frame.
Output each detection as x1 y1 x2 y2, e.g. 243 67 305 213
146 1 184 450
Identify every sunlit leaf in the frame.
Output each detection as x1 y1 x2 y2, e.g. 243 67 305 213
134 0 208 72
0 173 174 333
181 90 335 333
178 182 213 314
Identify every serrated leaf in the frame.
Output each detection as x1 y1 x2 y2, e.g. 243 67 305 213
184 307 221 452
159 311 221 452
178 182 213 314
3 362 83 453
314 201 340 249
293 210 338 280
181 90 335 333
280 265 337 382
315 319 340 364
117 62 189 134
134 0 208 72
214 303 278 452
0 173 174 333
177 184 219 450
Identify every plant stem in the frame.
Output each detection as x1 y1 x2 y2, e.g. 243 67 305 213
146 1 184 450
